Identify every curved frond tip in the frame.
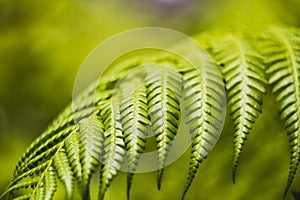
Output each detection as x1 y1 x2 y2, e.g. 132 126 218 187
98 98 125 200
261 26 300 198
181 50 226 200
146 65 183 190
116 69 151 199
212 34 266 183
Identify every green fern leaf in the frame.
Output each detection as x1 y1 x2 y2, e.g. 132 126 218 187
11 160 52 186
118 71 151 199
6 25 300 200
212 34 267 183
2 87 106 199
43 166 57 200
14 126 75 179
33 166 57 200
78 113 105 198
64 129 83 186
12 94 85 178
181 51 225 200
146 65 182 190
261 26 300 198
2 142 62 200
98 99 125 200
12 131 61 178
1 177 39 199
53 147 74 199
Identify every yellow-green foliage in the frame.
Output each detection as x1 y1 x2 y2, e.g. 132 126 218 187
2 26 300 200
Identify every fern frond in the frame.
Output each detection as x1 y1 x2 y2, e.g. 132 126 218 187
12 90 93 178
146 65 182 190
261 26 300 198
212 34 267 183
181 51 225 200
6 25 300 200
1 177 39 199
98 98 125 200
78 113 105 198
64 129 83 186
33 166 57 200
14 126 75 178
53 148 74 199
10 160 52 188
12 128 65 178
12 84 101 179
44 166 57 200
2 141 63 200
117 71 150 200
2 86 108 199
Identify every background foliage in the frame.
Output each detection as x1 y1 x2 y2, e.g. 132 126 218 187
1 0 300 199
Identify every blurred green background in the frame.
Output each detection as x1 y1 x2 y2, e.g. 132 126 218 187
1 0 300 199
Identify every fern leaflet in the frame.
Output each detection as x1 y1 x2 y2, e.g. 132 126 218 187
146 65 182 190
98 98 125 200
180 50 225 200
212 34 267 183
261 26 300 198
53 148 74 199
78 113 105 198
118 70 151 200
